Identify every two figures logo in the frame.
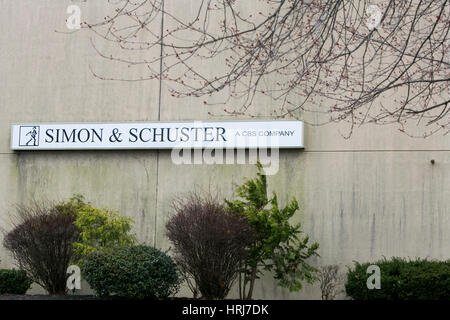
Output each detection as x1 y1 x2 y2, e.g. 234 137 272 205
19 126 40 147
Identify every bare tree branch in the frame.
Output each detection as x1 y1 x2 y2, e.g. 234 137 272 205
79 0 450 137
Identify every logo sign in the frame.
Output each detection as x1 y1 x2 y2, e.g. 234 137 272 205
11 121 304 150
17 126 40 147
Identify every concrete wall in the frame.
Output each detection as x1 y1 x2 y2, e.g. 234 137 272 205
0 1 449 299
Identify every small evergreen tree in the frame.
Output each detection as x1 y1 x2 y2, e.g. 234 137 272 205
226 163 319 299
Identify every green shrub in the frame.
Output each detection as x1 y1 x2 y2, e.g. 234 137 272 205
54 194 87 218
54 195 136 265
81 245 180 299
0 269 33 295
345 257 450 300
73 205 136 263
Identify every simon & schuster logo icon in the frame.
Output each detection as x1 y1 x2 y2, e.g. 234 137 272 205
19 126 40 147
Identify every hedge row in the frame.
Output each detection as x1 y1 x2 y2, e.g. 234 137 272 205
345 257 450 300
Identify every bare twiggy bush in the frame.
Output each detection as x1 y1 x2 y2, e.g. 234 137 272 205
3 201 79 295
318 264 345 300
166 191 255 299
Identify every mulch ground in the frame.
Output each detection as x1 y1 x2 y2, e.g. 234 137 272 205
0 295 198 300
0 295 100 300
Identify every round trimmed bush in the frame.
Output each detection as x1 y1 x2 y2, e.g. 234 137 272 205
0 269 33 295
81 245 180 299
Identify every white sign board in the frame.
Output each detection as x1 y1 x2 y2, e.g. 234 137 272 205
11 121 304 150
